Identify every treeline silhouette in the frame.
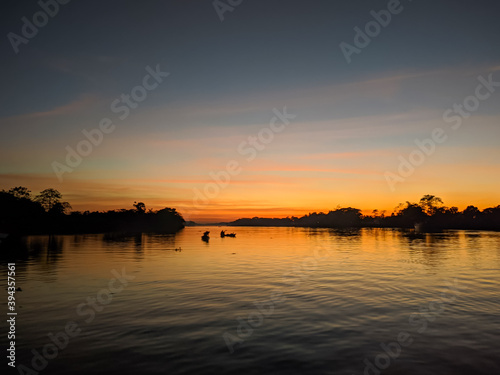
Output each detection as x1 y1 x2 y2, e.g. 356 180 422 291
0 186 185 236
229 195 500 231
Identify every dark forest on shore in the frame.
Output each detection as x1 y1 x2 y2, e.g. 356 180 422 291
0 186 185 237
228 195 500 231
2 188 500 238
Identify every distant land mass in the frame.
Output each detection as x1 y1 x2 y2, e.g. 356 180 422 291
0 187 185 238
223 195 500 231
2 188 500 239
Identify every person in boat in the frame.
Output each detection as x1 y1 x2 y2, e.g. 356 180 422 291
202 231 210 241
220 230 225 237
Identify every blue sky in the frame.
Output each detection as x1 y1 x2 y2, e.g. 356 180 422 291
1 0 500 221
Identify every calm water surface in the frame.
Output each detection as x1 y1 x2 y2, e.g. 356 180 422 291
1 227 499 375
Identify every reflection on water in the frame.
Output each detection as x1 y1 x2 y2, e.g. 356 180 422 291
1 227 499 375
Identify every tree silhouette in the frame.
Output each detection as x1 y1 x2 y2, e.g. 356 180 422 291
419 195 443 216
0 186 188 236
463 205 480 220
49 201 72 215
6 186 32 199
0 187 45 235
1 186 499 235
35 189 63 211
397 202 427 225
133 201 146 213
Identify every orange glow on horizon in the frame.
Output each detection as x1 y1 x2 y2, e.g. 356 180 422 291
2 170 500 223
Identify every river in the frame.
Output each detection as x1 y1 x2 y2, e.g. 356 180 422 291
2 227 499 374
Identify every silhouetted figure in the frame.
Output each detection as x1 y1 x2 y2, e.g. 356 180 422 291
202 231 210 242
221 230 236 238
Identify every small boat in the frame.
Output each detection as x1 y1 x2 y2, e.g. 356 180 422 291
201 231 210 242
220 230 236 238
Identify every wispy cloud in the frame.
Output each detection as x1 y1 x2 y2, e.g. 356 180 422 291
3 94 100 121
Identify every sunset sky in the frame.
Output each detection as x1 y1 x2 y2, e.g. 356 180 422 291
1 0 500 222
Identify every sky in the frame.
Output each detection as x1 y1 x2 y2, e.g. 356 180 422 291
1 0 500 222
